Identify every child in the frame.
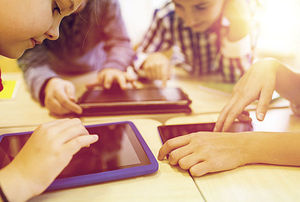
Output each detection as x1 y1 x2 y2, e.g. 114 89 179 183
18 0 135 115
158 58 300 177
0 0 98 201
134 0 258 86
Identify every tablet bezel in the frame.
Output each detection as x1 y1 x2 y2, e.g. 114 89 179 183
78 87 191 108
0 121 158 191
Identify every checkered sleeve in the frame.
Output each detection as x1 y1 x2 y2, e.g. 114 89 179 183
216 0 260 83
134 5 174 71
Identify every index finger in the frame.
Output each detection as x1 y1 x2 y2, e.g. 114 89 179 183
214 95 239 132
161 66 169 88
116 74 127 90
158 135 191 160
55 93 82 114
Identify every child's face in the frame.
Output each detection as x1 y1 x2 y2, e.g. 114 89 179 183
173 0 225 32
0 0 84 59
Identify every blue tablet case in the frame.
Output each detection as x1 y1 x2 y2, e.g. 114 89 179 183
0 121 158 191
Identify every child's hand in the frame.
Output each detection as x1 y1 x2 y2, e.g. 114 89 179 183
158 132 249 177
0 119 98 201
214 59 279 132
223 0 251 41
87 68 137 90
140 53 171 87
44 78 82 115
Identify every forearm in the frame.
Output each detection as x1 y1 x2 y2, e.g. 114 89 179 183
0 165 35 202
23 65 57 102
227 19 250 42
103 43 134 71
244 132 300 166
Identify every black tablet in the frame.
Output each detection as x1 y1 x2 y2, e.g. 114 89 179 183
77 87 192 116
158 122 253 144
0 121 158 190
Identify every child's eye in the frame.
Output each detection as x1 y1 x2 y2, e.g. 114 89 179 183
194 4 207 11
53 2 61 15
175 3 184 10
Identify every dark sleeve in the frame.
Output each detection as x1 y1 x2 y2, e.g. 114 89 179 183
99 0 135 71
18 45 57 103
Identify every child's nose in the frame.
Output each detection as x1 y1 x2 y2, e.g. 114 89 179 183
45 26 60 41
184 12 196 27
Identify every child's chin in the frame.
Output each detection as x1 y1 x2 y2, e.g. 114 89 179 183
1 48 24 59
191 26 208 33
190 22 211 32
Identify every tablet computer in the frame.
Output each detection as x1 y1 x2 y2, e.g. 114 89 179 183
77 87 192 116
158 122 253 144
0 121 158 191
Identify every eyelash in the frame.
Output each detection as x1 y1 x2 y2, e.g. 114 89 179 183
195 5 206 10
53 2 61 15
175 4 183 10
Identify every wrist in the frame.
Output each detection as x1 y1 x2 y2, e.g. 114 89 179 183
0 165 35 202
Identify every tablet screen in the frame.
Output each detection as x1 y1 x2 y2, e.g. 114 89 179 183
0 123 151 179
158 122 253 144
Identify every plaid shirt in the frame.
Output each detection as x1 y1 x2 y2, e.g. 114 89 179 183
135 1 258 82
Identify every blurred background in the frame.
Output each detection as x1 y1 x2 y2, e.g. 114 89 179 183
120 0 300 70
2 0 300 72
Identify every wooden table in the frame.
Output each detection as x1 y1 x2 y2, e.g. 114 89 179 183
0 70 290 128
1 70 298 202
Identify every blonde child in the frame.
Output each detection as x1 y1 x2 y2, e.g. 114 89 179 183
0 0 98 201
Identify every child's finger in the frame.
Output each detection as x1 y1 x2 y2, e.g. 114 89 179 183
158 135 191 160
178 153 204 170
116 74 127 90
65 135 99 156
237 113 252 122
86 82 100 90
168 145 193 166
65 84 76 101
189 161 210 177
46 98 70 115
103 74 114 89
55 92 82 114
256 85 274 121
161 65 169 87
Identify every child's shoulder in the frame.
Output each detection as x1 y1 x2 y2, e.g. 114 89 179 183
153 1 175 20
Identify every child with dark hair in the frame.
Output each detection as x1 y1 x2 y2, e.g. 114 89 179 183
19 0 135 115
134 0 259 86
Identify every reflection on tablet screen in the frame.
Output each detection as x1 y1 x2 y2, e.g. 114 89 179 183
0 123 150 179
158 122 253 144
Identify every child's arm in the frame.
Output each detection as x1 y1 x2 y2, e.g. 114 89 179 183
158 131 300 177
18 46 82 115
18 45 58 104
100 0 135 72
224 0 251 42
0 119 98 201
216 0 258 83
134 4 174 84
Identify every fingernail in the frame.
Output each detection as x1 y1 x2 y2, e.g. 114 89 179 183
257 113 265 121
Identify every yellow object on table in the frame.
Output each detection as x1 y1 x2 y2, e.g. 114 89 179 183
0 80 18 99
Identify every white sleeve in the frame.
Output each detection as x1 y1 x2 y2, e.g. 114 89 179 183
221 35 252 58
